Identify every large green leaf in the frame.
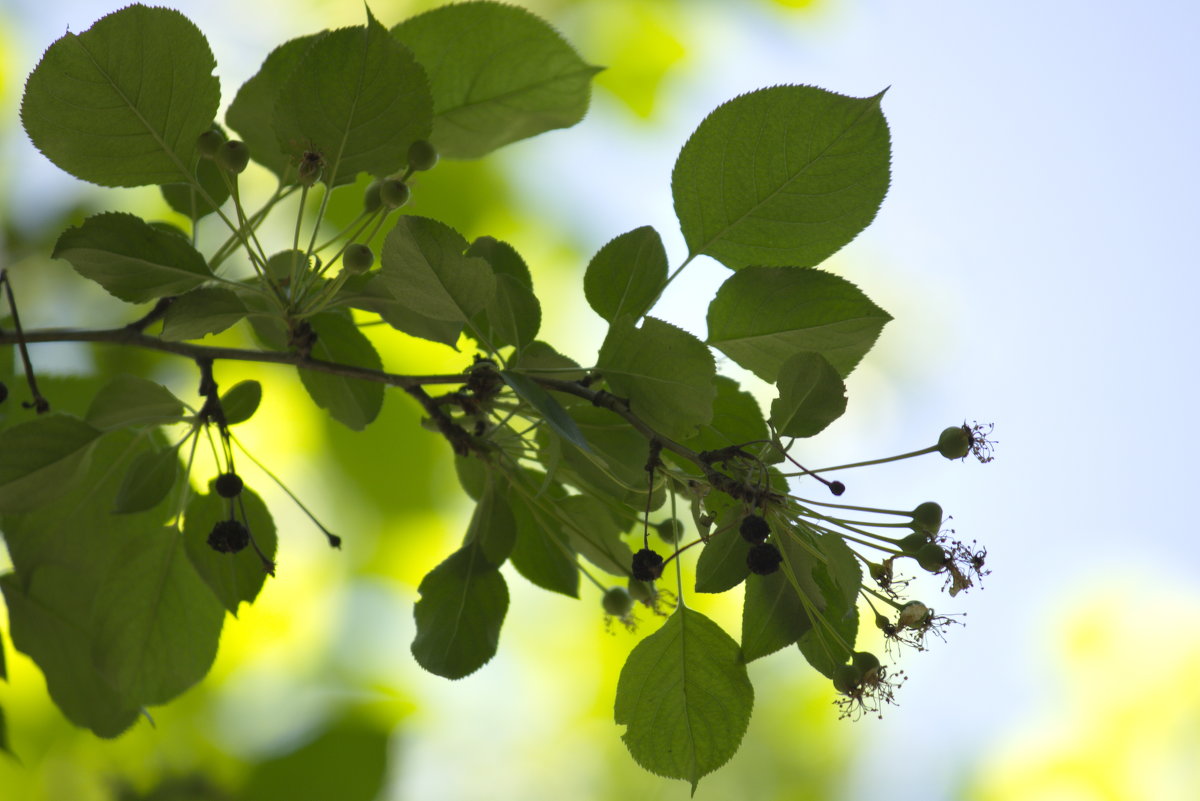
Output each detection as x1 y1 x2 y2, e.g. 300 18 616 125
507 483 579 598
85 373 186 430
112 446 180 514
707 267 891 382
238 719 390 801
183 485 277 616
614 606 753 791
90 527 225 705
393 2 599 159
679 376 769 457
537 405 657 510
551 494 633 578
160 287 248 341
53 213 213 304
463 478 517 565
694 508 752 594
377 216 495 325
298 313 384 430
769 351 847 438
0 414 101 513
584 226 668 323
20 5 219 187
226 33 326 179
411 543 508 679
273 13 432 186
741 570 812 662
673 85 890 270
596 317 716 441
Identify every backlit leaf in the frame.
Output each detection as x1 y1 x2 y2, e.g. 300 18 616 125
112 447 180 514
219 380 262 426
0 414 101 513
741 570 811 662
707 267 890 382
584 226 668 323
770 351 847 437
673 85 890 269
20 5 219 187
85 374 185 429
393 2 599 158
411 543 508 679
377 216 495 324
160 287 247 341
614 606 753 791
298 313 384 430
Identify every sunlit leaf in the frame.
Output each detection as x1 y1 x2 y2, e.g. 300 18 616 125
614 606 753 791
673 85 890 269
393 2 599 158
411 542 508 679
53 213 213 303
707 267 890 381
20 5 219 187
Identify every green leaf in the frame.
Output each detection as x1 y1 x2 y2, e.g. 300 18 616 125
273 13 432 186
298 313 384 430
584 226 668 323
393 2 599 159
53 213 213 303
377 216 495 326
507 483 579 598
411 543 508 679
706 267 891 382
463 478 517 565
694 511 751 594
770 352 847 437
539 405 659 510
797 600 858 680
679 376 769 457
501 371 589 453
183 484 277 616
112 447 179 514
86 374 186 429
556 494 636 577
673 85 890 270
19 5 219 187
160 287 247 340
226 33 326 179
220 380 262 426
160 155 230 220
91 526 225 705
471 274 541 353
347 278 465 348
0 627 6 681
0 704 12 760
237 719 389 801
0 414 101 513
466 236 533 287
597 317 716 441
0 574 140 737
741 570 812 662
614 606 753 791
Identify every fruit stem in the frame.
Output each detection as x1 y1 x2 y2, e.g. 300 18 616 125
792 445 940 475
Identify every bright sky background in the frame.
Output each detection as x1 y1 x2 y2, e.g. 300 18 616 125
1 1 1198 800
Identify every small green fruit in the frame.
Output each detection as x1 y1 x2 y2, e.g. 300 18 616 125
655 518 684 543
342 243 375 274
898 532 930 553
911 501 943 534
937 425 971 459
407 139 438 171
379 178 410 209
852 651 881 674
196 128 225 158
832 663 863 694
898 600 930 629
217 140 251 174
627 578 655 605
214 472 243 498
602 586 634 618
363 181 383 213
915 542 948 572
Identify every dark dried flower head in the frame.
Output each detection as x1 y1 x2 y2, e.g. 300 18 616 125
207 519 249 554
631 548 664 582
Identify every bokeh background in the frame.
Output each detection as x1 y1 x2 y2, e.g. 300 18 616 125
1 0 1198 799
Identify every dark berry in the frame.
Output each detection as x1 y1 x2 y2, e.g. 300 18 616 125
407 139 439 171
746 542 783 575
739 514 770 543
631 548 664 582
602 586 634 617
207 519 249 553
829 480 846 496
655 518 684 543
214 472 243 498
